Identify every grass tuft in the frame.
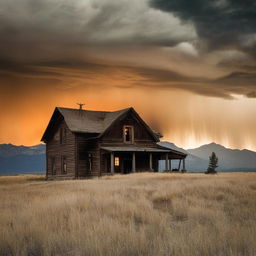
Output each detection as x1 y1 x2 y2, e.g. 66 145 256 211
0 173 255 256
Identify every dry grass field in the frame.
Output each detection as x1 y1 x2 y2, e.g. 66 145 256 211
0 173 256 256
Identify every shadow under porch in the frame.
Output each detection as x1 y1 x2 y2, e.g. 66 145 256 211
101 152 159 174
100 147 187 174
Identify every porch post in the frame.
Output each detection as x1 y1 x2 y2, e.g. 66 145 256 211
165 153 170 171
182 158 185 170
178 159 181 171
149 153 153 171
169 159 172 171
132 153 136 172
110 152 114 174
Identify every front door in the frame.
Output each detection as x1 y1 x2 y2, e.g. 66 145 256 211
123 158 132 174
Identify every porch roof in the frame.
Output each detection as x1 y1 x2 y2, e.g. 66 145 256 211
101 146 171 153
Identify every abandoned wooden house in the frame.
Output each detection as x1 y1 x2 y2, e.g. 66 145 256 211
41 107 187 178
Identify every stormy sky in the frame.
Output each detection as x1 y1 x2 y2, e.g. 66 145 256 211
0 0 256 150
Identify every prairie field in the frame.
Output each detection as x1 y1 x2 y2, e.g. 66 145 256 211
0 173 256 256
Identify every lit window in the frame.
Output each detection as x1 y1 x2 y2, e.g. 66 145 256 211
124 126 133 143
114 157 120 166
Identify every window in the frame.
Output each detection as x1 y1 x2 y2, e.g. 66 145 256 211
62 156 67 174
123 126 134 143
88 153 92 171
60 128 66 144
60 128 63 144
51 157 56 175
114 157 120 166
63 129 67 143
54 131 59 141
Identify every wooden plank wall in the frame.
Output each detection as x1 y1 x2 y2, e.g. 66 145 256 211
76 134 100 177
45 110 176 178
99 111 157 169
46 119 76 178
101 111 156 145
99 111 159 174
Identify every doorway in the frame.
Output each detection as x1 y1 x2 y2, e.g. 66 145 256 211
123 158 132 174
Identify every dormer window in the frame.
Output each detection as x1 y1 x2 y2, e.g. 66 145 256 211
123 126 134 143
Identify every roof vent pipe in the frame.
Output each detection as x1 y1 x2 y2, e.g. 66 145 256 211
77 103 85 110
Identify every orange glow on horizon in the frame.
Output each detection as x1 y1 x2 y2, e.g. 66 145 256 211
1 83 256 151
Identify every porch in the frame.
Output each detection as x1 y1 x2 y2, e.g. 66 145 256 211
100 146 187 174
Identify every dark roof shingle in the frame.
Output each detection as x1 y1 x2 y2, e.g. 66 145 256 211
41 106 161 142
57 107 130 134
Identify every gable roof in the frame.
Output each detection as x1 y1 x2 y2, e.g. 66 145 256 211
41 107 160 142
58 107 129 134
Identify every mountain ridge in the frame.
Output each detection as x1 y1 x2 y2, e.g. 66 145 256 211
187 142 256 170
158 141 256 172
0 143 45 158
0 143 45 174
0 142 255 174
187 142 256 153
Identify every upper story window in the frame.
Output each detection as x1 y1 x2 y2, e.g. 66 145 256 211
60 128 67 144
123 126 134 143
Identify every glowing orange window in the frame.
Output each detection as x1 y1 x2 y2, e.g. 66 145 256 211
114 157 120 166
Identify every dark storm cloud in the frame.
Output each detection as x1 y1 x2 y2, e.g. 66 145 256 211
129 66 256 99
149 0 256 97
214 72 256 98
150 0 256 53
0 0 196 62
0 59 63 77
0 0 255 100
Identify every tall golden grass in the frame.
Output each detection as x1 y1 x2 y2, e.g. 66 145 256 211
0 173 255 256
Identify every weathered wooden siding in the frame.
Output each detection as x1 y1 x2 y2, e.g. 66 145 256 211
76 134 100 177
46 119 76 178
44 108 182 178
101 111 156 145
97 112 160 175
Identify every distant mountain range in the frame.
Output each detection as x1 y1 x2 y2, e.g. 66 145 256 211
158 142 256 172
0 144 45 175
187 143 256 171
0 142 255 175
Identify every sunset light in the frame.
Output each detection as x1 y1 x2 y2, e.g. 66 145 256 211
0 1 256 255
